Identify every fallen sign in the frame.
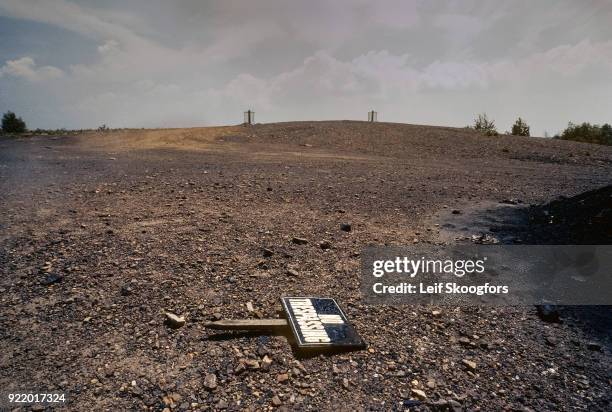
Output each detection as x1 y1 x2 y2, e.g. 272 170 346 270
205 297 365 350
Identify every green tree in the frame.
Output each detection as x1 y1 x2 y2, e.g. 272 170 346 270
1 111 27 134
511 117 530 136
473 113 498 136
556 122 612 146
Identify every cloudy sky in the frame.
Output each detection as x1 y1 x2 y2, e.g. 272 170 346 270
1 0 611 135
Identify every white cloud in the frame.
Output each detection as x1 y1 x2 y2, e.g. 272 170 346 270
0 57 63 81
97 39 119 55
215 38 612 104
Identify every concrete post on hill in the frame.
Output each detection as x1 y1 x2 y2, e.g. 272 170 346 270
244 110 255 125
368 110 377 122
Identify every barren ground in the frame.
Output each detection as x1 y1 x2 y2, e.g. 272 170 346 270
1 121 611 411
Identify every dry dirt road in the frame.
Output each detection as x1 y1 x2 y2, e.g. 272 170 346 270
1 121 611 411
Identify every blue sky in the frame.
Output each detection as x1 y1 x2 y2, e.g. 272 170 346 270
1 0 611 136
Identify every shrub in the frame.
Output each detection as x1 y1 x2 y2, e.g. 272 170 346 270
1 111 27 134
511 117 530 136
473 113 498 136
556 122 612 146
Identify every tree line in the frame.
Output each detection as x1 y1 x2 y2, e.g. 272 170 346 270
469 113 611 145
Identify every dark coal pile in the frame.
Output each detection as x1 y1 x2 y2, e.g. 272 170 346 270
526 185 612 244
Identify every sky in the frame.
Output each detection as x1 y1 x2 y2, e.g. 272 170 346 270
0 0 611 136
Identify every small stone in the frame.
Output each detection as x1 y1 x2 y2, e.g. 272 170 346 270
276 373 289 383
215 399 228 409
340 223 352 232
271 395 282 407
292 237 308 245
458 337 471 346
120 285 132 296
246 301 254 312
262 355 273 369
411 389 428 400
586 341 602 351
431 310 442 317
448 399 463 411
245 359 260 369
545 336 557 347
164 312 186 329
204 373 217 390
319 240 332 250
286 269 299 277
262 248 274 257
426 379 436 389
462 359 477 371
342 378 349 388
451 209 462 215
41 273 63 285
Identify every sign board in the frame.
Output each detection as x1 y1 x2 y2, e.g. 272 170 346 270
281 297 365 349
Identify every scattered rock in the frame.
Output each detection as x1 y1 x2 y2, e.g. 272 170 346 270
319 240 332 250
271 395 282 407
120 285 132 296
462 359 477 371
292 237 308 245
276 373 289 383
204 373 217 390
458 337 471 346
246 301 254 312
286 268 299 277
262 355 273 369
41 273 63 285
215 399 228 409
164 312 186 329
340 223 352 232
262 247 274 257
586 341 602 351
342 378 349 388
451 209 462 215
411 389 428 400
403 399 421 408
244 359 260 369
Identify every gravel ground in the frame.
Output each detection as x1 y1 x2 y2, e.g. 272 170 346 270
1 121 611 411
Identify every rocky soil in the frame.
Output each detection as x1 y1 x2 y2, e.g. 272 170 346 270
1 121 611 411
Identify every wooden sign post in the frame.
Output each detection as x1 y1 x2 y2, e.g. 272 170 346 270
205 297 365 350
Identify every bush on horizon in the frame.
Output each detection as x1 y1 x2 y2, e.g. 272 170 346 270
555 122 612 146
471 113 498 136
511 117 530 136
1 111 27 134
